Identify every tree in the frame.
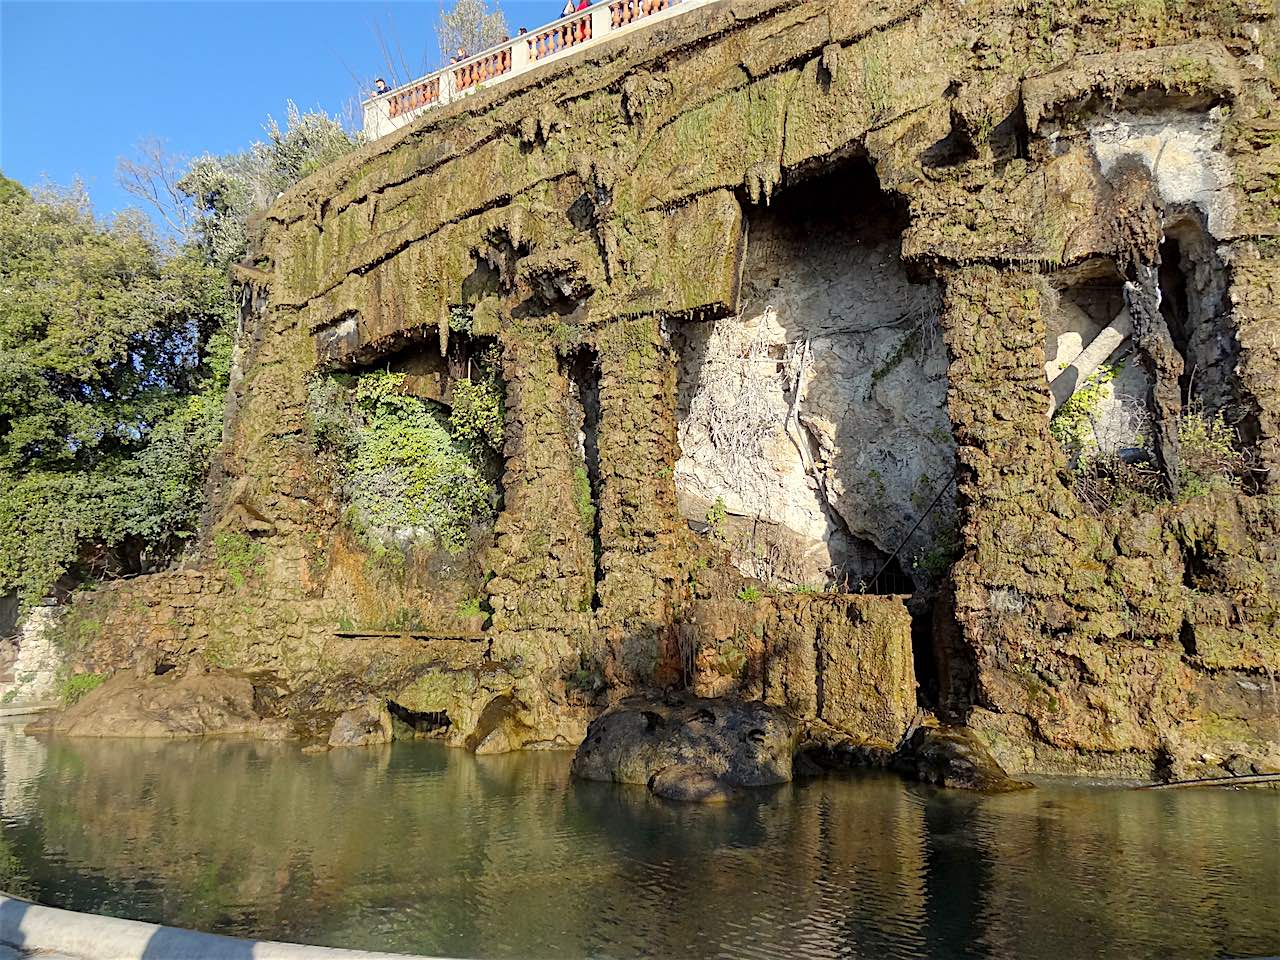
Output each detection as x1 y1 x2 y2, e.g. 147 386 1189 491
119 104 362 272
179 103 361 271
0 183 235 604
0 107 363 608
437 0 509 61
116 138 193 241
0 172 28 206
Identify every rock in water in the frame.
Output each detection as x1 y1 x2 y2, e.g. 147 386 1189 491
893 726 1033 792
648 765 736 803
571 695 800 802
328 700 393 747
26 664 292 740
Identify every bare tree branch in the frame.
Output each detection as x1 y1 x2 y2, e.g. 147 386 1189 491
116 138 194 240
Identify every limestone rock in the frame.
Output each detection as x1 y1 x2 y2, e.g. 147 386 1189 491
327 700 393 747
464 695 534 755
571 695 800 801
0 605 62 704
673 180 956 590
893 726 1033 792
682 595 918 745
27 665 291 740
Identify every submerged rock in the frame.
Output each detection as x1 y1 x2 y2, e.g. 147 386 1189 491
893 726 1033 792
328 700 393 747
571 695 800 802
27 664 292 740
648 764 736 803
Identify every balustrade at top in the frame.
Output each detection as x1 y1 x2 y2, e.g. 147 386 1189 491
362 0 709 141
528 8 594 62
386 77 441 119
610 0 671 28
454 46 513 93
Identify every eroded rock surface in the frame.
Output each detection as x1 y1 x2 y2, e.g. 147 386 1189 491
28 665 292 740
675 176 956 589
893 726 1032 793
328 700 393 747
571 695 800 801
34 0 1280 780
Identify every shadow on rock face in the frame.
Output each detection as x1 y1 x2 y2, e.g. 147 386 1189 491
570 693 800 803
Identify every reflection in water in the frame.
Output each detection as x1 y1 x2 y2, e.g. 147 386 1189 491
0 720 1277 959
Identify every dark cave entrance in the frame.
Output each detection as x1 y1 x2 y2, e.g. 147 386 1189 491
564 346 604 605
388 700 451 739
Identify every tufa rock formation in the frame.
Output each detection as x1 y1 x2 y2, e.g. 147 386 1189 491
571 694 801 801
36 0 1280 782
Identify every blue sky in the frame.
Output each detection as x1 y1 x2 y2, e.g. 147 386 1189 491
1 0 548 221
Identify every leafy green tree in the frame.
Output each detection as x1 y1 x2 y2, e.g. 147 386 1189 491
0 183 236 605
177 104 361 270
0 172 29 206
0 108 362 609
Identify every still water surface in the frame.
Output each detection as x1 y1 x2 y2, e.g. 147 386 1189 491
0 720 1277 959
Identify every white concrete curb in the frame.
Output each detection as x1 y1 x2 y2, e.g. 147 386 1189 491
0 895 452 960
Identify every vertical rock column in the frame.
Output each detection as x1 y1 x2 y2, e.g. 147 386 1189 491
1228 241 1280 488
593 315 684 687
938 267 1082 717
487 334 596 646
1225 98 1280 489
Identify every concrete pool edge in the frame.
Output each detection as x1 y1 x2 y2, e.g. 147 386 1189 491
0 894 450 959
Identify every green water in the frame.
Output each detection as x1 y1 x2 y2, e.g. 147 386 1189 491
0 720 1277 959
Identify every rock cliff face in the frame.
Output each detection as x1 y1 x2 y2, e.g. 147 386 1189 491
39 0 1280 779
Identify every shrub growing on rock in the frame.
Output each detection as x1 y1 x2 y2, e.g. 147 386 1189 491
311 370 498 554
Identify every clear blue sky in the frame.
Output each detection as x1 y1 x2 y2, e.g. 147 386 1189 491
1 0 548 222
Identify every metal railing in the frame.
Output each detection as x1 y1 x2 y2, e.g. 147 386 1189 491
361 0 708 141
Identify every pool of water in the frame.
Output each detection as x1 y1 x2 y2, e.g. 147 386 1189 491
0 719 1277 959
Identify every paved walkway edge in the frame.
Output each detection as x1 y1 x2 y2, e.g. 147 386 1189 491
0 894 451 959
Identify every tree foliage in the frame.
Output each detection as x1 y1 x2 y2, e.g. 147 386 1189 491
178 104 361 270
0 183 235 605
0 107 361 608
437 0 509 60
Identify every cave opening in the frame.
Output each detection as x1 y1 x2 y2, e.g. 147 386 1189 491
564 346 604 604
910 600 941 710
1046 214 1259 500
1044 260 1159 476
673 158 957 711
673 159 956 595
307 321 509 619
1155 220 1235 414
387 700 451 739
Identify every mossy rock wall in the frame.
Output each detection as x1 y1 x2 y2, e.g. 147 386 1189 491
56 0 1280 773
